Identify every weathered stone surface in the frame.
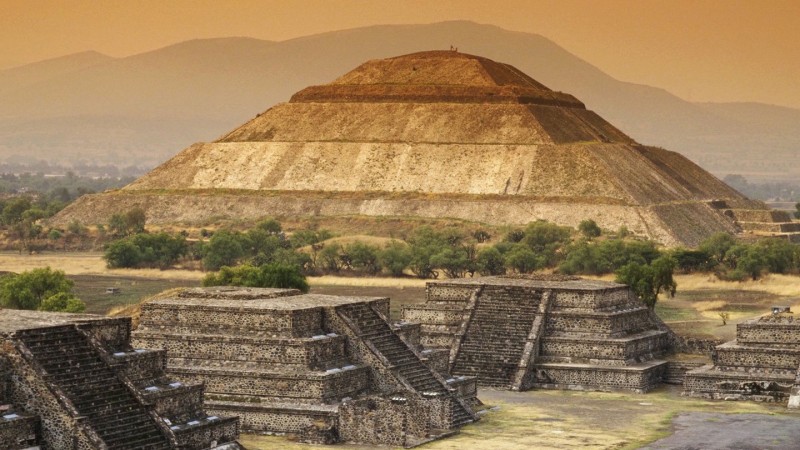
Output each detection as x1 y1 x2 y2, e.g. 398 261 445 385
404 275 671 393
684 313 800 406
133 288 479 447
0 309 241 449
51 50 791 247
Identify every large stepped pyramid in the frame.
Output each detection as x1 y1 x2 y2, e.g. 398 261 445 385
132 287 478 448
403 275 671 392
0 309 242 449
51 50 795 247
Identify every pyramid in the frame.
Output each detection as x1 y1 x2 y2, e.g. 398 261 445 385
55 50 785 246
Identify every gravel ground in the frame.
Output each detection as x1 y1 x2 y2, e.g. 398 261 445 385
640 412 800 450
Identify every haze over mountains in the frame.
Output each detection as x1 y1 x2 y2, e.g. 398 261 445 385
1 21 797 182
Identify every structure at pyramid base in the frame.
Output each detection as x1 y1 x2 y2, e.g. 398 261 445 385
131 287 480 448
403 275 674 393
51 50 799 247
684 309 800 407
0 309 242 450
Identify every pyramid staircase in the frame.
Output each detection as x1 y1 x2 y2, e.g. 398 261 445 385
17 326 172 450
451 288 542 387
337 302 475 428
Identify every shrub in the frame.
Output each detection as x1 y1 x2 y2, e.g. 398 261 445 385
504 244 541 274
379 241 412 277
0 267 76 311
476 247 506 275
104 232 187 269
203 263 309 293
345 242 381 275
578 219 602 238
203 230 246 271
38 292 86 313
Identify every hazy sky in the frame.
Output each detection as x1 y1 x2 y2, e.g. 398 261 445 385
3 0 799 108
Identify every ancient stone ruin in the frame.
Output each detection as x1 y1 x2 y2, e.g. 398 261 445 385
403 275 672 392
52 50 795 247
0 309 241 449
132 287 479 448
684 309 800 404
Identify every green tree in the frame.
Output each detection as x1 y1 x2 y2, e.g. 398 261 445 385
476 247 506 275
725 244 767 280
345 242 381 275
578 219 602 239
0 267 77 310
699 232 737 266
615 256 677 308
104 239 142 268
1 197 31 225
430 245 475 278
203 230 246 271
505 244 541 273
124 207 146 234
318 243 344 273
378 241 412 276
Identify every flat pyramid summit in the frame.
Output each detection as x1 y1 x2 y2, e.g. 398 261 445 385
57 50 783 246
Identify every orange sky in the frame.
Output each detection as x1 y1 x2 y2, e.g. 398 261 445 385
2 0 799 108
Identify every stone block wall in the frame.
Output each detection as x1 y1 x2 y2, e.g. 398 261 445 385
684 314 800 404
338 393 452 447
546 308 653 337
139 303 324 338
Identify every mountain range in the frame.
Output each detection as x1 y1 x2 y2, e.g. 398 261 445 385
0 21 797 182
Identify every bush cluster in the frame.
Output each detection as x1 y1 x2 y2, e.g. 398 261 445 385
0 267 85 313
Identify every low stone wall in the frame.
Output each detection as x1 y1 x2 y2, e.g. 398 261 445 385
715 343 800 370
546 308 652 336
684 368 795 402
551 288 631 310
338 394 452 447
531 362 667 393
540 331 669 364
139 303 324 338
173 417 239 450
146 383 205 423
134 332 347 370
206 401 338 442
169 366 371 403
78 318 130 350
114 349 167 383
0 415 38 448
737 322 800 345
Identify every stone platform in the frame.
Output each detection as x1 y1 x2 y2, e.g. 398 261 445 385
403 275 670 393
132 287 479 447
0 309 241 449
684 312 800 404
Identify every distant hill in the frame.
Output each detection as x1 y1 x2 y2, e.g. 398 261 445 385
1 21 798 181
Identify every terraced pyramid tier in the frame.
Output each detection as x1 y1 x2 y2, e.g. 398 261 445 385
684 312 800 405
54 50 785 246
132 287 478 447
0 309 242 449
403 275 671 393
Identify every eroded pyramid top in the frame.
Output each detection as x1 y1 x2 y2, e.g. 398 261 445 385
291 50 584 107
